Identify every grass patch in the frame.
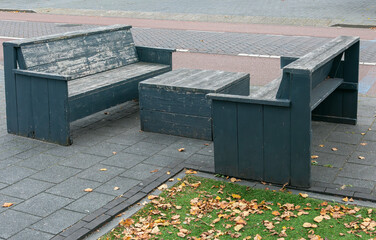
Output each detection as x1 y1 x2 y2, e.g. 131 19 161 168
101 175 376 239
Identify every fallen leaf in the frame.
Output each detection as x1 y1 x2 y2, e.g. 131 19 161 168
342 197 349 202
331 147 338 151
254 234 262 240
151 226 160 234
84 188 93 192
234 224 244 231
176 206 182 210
168 178 174 182
272 211 281 216
360 142 368 146
314 216 324 223
299 193 308 198
2 202 13 208
178 148 185 152
158 184 168 190
361 132 366 135
358 156 365 160
232 194 241 199
119 218 134 227
113 187 120 191
339 233 345 236
112 152 117 155
150 169 159 173
166 171 171 175
99 168 107 171
311 160 318 165
177 178 181 181
349 198 354 202
185 169 197 174
319 144 324 147
230 177 241 182
104 112 110 115
311 155 319 159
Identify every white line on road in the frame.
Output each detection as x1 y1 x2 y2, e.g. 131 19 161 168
0 36 24 40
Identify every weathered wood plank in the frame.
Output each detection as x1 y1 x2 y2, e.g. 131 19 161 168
15 74 34 137
30 77 50 140
310 78 344 111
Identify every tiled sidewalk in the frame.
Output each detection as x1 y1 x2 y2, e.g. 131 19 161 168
0 64 375 238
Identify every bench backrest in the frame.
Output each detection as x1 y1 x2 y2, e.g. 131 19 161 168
14 25 138 78
276 36 359 101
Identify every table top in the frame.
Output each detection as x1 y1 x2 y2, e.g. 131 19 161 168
139 68 249 93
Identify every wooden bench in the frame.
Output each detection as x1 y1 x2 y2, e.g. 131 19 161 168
207 36 359 187
3 25 174 145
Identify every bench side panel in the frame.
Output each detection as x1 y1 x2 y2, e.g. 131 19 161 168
20 28 138 77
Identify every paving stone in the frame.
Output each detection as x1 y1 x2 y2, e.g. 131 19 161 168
142 132 182 145
59 153 106 169
95 176 140 196
0 182 7 190
60 220 88 237
13 193 72 217
46 177 102 199
0 210 41 239
44 145 88 157
0 148 26 160
14 147 50 160
325 188 354 197
334 176 376 191
364 131 376 141
65 192 114 214
82 142 127 157
347 151 376 166
0 194 23 213
105 129 148 146
30 165 81 184
353 192 376 202
311 165 339 183
334 124 371 134
196 143 214 156
15 154 63 171
8 228 54 240
64 227 92 240
81 208 109 222
31 209 85 235
312 142 357 156
0 165 36 184
77 164 126 183
121 163 162 181
0 158 23 169
357 116 375 126
158 141 204 159
185 153 214 167
326 131 363 145
84 213 111 230
123 141 168 157
338 163 376 181
357 141 376 153
0 178 54 199
143 154 184 167
101 152 147 169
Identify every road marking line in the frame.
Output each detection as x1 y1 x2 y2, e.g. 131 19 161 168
176 49 189 52
0 36 24 40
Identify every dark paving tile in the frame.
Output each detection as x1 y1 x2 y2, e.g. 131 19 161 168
0 158 23 170
65 192 114 214
311 165 339 183
0 182 7 190
357 141 376 153
196 143 214 156
333 176 375 191
30 165 81 184
158 140 205 159
123 141 168 157
364 131 376 141
334 124 371 134
143 154 184 167
101 152 147 169
0 178 54 199
59 153 106 169
312 142 357 156
15 154 63 171
0 210 41 239
13 193 72 217
77 164 125 183
9 228 54 240
326 131 363 145
347 151 376 166
357 117 375 126
142 132 182 145
0 166 36 184
44 145 89 158
309 152 346 168
95 176 140 196
31 209 85 235
185 153 214 167
82 142 127 157
46 177 102 199
105 129 148 146
0 194 23 213
120 163 162 181
338 163 376 181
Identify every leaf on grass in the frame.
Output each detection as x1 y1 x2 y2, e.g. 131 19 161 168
299 193 308 198
178 148 185 152
99 168 107 171
311 160 318 165
272 211 281 216
185 169 197 174
216 196 221 200
311 155 319 159
234 224 244 231
176 205 182 210
232 194 241 199
119 218 134 227
361 132 366 135
319 144 324 147
84 188 93 192
171 214 180 220
254 234 262 240
313 216 323 223
151 226 160 234
150 169 159 173
212 218 220 224
158 184 168 190
148 195 158 200
303 222 317 228
2 202 13 208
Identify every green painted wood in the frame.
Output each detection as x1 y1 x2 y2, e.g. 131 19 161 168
3 44 19 134
237 103 264 180
310 78 344 110
15 74 34 137
280 56 299 68
136 46 175 66
212 100 238 176
30 76 50 140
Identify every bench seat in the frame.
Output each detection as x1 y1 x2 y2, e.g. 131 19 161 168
68 62 170 98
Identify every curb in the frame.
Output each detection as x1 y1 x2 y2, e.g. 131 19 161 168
0 8 35 13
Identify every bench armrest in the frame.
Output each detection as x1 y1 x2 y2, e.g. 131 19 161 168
136 46 176 65
207 93 291 107
13 69 72 81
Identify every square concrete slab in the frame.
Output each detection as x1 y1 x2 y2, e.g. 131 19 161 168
105 129 148 146
46 177 102 199
0 166 36 184
0 210 41 239
30 165 81 184
347 151 376 166
326 131 363 145
82 142 127 157
123 141 168 157
100 152 147 169
0 178 54 199
120 163 162 181
143 154 184 167
77 164 126 183
0 194 23 213
95 176 140 196
59 153 106 169
15 154 64 171
8 228 53 240
334 176 376 190
65 192 114 214
338 163 376 181
13 193 72 217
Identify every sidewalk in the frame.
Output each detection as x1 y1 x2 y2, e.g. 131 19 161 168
0 10 375 240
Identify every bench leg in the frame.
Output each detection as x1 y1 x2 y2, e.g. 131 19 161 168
14 74 72 145
312 42 359 125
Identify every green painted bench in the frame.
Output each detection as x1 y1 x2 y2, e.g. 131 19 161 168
207 36 360 187
3 25 174 145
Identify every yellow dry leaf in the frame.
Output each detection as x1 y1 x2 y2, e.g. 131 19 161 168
230 177 241 182
216 196 221 200
272 211 281 216
254 234 262 240
331 147 338 151
178 148 185 152
84 188 93 192
299 193 308 198
342 197 349 202
313 216 323 223
150 169 159 173
148 195 158 200
112 152 117 155
361 132 366 135
319 144 324 147
176 206 182 210
232 194 241 199
349 198 354 202
185 169 197 174
311 155 319 159
303 222 312 228
166 171 171 175
158 184 168 190
2 202 13 208
151 226 160 234
234 224 244 231
99 168 107 171
177 178 181 181
119 218 134 227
